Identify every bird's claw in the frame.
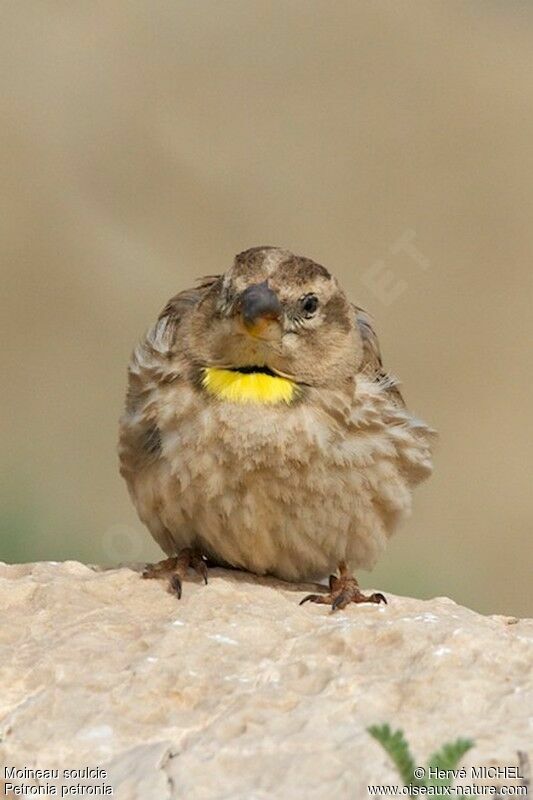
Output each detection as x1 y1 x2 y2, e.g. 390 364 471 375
169 574 182 599
299 593 330 606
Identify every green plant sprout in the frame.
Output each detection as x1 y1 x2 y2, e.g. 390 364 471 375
368 723 473 792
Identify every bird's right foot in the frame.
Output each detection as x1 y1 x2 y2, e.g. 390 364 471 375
299 561 387 612
142 548 208 599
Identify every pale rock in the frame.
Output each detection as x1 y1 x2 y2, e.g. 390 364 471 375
0 562 531 799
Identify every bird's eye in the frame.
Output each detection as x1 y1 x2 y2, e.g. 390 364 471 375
300 294 319 316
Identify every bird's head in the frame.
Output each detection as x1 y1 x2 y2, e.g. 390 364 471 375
188 247 363 401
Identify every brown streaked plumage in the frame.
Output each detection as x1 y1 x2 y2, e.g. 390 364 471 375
119 246 435 609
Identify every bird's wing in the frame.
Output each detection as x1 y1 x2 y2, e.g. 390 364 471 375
119 276 220 475
151 275 220 351
354 305 405 406
159 276 221 331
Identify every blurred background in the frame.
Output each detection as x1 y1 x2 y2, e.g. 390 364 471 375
1 1 531 616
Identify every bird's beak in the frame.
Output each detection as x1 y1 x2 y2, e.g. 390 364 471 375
239 281 282 340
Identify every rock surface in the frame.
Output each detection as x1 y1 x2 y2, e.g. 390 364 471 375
0 561 531 799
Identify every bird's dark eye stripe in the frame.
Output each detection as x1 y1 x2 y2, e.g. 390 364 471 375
300 294 319 315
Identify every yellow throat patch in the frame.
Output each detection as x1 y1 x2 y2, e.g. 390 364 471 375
202 367 298 405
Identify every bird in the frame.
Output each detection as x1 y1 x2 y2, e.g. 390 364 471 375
118 246 435 610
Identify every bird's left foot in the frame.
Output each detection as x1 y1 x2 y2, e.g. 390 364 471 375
142 548 208 599
300 561 387 611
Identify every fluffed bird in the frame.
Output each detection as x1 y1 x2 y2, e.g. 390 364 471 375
118 247 435 610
